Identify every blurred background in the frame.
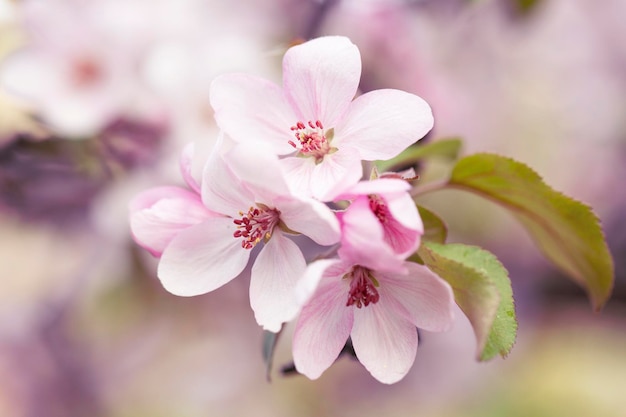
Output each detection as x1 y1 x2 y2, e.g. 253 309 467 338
1 0 625 416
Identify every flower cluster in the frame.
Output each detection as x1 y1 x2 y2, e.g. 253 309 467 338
129 36 455 384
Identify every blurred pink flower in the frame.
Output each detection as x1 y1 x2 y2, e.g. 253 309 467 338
336 178 423 272
292 256 454 384
156 142 340 332
210 36 434 200
0 0 150 137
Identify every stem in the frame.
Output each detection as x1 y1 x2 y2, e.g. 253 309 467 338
410 179 449 197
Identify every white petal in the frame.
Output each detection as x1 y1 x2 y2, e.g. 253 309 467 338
310 150 363 201
158 217 250 296
351 302 418 384
249 231 307 332
276 197 340 246
210 74 296 154
283 36 361 127
337 89 433 160
201 143 254 217
223 144 290 200
280 156 315 198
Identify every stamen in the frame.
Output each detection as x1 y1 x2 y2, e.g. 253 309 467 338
346 266 380 308
288 119 331 161
232 205 280 249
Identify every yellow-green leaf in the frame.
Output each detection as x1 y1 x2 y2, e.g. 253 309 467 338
419 242 517 361
417 205 447 244
449 154 614 311
376 138 462 172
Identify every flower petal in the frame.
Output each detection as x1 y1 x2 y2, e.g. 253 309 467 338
250 231 307 332
338 178 410 199
201 142 254 217
210 73 296 154
129 186 214 257
351 302 418 384
158 217 250 296
275 196 340 246
338 196 406 273
310 150 363 201
223 143 290 200
293 270 354 380
337 89 433 160
279 156 315 198
295 259 344 305
282 36 361 127
378 262 455 332
179 142 201 193
382 192 423 257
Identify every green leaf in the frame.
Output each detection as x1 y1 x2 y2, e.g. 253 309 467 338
449 153 614 310
515 0 542 13
262 328 282 381
418 242 517 361
376 137 462 172
417 205 448 244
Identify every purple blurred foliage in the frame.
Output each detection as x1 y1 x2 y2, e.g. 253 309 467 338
0 118 166 226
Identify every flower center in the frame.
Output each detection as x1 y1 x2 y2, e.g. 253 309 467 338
368 195 388 224
346 266 380 308
233 205 280 249
71 57 103 87
288 120 332 162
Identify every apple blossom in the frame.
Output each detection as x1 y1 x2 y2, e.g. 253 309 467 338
292 255 454 384
210 36 433 200
156 141 341 332
336 178 423 272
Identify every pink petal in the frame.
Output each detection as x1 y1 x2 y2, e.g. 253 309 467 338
338 196 406 273
158 217 250 296
378 262 455 332
336 178 422 257
275 196 340 246
129 186 213 257
282 36 361 128
382 193 423 257
210 74 296 154
351 302 418 384
249 231 307 332
179 142 201 193
293 270 354 380
201 143 254 218
295 259 344 305
337 89 433 160
386 189 424 232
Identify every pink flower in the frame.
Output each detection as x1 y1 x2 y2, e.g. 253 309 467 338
129 144 214 257
293 255 454 384
156 141 341 332
336 178 423 272
210 36 433 200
